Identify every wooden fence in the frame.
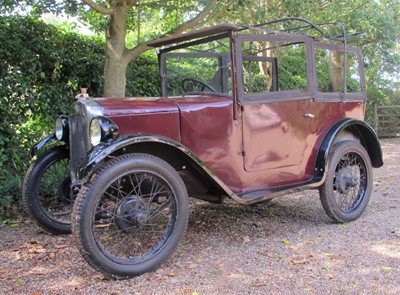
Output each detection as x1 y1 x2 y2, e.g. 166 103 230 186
374 104 400 138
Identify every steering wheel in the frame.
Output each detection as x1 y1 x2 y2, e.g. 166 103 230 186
181 78 217 93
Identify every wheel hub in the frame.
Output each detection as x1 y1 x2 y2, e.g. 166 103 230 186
56 177 72 204
115 196 147 232
336 169 358 194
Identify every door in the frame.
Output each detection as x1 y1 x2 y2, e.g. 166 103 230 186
235 34 315 184
242 100 311 172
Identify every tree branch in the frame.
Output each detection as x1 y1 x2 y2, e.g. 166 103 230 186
127 0 141 9
82 0 114 15
124 43 152 64
164 0 217 36
124 0 217 62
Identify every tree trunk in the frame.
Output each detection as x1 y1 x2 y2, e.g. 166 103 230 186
98 0 217 97
329 51 344 92
257 42 273 91
104 55 128 97
104 5 128 97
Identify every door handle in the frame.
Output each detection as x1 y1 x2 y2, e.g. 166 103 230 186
304 113 315 119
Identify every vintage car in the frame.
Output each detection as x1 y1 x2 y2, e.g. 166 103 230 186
23 18 383 278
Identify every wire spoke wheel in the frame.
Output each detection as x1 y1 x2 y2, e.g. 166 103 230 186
73 154 188 279
333 152 367 212
94 171 177 262
39 160 71 218
23 146 72 234
319 140 372 223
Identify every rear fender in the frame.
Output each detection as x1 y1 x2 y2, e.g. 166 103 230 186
314 118 383 180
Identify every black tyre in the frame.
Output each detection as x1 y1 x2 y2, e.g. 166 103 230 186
72 153 189 279
319 141 373 223
22 146 72 234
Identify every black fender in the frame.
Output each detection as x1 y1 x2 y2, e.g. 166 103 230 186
75 135 234 196
76 136 182 181
314 118 383 180
30 134 56 158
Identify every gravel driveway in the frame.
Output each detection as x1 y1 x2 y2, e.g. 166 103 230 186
1 138 399 295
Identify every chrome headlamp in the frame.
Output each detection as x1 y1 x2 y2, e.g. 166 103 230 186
89 116 119 147
54 115 69 142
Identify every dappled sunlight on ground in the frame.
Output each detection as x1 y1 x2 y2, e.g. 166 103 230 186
1 138 399 294
370 241 400 259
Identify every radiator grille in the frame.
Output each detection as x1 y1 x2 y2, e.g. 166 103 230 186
69 100 103 183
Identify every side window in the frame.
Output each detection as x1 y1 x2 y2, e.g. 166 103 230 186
236 35 311 103
241 40 308 93
242 56 276 93
315 47 362 93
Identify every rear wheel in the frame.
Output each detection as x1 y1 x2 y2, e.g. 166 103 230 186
319 141 372 223
72 153 189 279
22 146 71 234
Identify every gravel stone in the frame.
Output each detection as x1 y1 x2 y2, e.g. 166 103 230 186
1 138 399 295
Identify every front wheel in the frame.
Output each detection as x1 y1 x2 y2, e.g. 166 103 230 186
72 153 189 279
319 141 373 223
22 146 72 234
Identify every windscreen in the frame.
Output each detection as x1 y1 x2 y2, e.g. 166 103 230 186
161 38 232 97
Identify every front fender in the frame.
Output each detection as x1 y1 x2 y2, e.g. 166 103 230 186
76 135 240 201
314 118 383 180
30 134 55 158
76 135 208 182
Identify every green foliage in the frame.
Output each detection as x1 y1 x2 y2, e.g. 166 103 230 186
0 0 80 16
0 16 159 218
0 16 95 217
126 52 160 97
278 46 308 91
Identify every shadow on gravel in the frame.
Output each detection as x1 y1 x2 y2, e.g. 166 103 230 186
186 191 332 237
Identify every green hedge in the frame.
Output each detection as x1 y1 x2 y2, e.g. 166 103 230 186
0 16 159 219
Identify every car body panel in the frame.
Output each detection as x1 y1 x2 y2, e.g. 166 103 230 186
73 92 380 198
173 95 245 192
241 99 311 176
94 97 181 142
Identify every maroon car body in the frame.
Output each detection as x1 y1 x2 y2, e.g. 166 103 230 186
81 84 378 204
95 95 365 194
25 18 383 278
71 21 382 206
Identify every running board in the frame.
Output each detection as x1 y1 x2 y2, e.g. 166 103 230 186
230 179 324 205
